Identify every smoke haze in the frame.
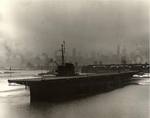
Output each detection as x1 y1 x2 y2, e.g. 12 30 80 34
0 0 149 67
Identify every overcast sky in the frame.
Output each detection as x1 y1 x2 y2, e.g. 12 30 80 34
0 0 149 65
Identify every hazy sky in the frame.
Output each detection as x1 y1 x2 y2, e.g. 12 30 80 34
0 0 149 65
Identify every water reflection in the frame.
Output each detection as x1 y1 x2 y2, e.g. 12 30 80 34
0 86 149 118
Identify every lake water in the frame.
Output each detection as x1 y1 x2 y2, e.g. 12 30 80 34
0 70 149 118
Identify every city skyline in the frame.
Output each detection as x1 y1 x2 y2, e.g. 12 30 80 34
0 0 149 67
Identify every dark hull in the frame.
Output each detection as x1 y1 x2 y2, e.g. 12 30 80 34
28 72 135 102
8 71 137 102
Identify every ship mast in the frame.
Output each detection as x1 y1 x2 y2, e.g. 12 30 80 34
61 41 65 66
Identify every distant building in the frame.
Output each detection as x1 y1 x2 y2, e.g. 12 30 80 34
117 44 121 64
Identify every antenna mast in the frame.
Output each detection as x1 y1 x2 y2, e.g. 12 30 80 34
61 41 65 65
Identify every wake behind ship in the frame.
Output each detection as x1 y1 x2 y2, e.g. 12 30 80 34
8 42 139 102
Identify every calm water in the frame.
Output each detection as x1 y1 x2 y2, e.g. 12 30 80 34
0 70 149 118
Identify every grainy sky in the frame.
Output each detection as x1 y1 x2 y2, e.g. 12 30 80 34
0 0 149 66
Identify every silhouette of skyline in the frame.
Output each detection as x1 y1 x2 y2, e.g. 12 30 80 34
0 0 149 67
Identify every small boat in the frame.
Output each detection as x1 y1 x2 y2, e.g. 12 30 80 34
133 73 150 78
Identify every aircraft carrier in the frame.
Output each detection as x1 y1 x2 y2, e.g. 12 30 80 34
8 42 140 102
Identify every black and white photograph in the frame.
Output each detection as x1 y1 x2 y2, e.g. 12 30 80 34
0 0 149 118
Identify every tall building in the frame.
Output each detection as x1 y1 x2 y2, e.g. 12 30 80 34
117 44 121 64
72 48 77 59
121 46 127 64
117 45 120 58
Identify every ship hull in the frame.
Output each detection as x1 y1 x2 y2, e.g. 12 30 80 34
28 72 135 102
